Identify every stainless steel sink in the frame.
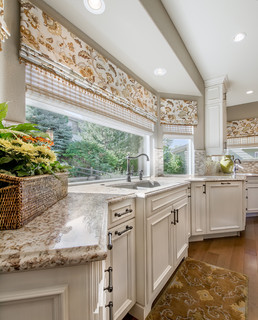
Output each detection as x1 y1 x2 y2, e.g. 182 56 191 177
109 180 161 190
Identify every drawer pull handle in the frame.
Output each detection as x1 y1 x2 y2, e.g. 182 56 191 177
114 208 133 217
171 209 176 225
104 267 113 292
105 301 113 320
176 209 179 223
221 182 231 185
115 225 133 236
107 232 113 250
203 184 206 194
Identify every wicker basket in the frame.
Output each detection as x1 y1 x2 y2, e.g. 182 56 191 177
0 172 68 230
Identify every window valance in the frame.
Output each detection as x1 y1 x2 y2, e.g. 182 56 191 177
0 0 10 51
20 0 157 122
227 118 258 139
160 98 198 126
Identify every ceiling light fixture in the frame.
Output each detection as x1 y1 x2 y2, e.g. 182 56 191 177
83 0 105 14
246 90 254 94
233 32 246 42
154 68 167 76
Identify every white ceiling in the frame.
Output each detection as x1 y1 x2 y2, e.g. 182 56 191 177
161 0 258 106
42 0 258 106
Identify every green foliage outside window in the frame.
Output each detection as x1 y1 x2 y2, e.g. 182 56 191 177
163 143 186 174
26 106 143 178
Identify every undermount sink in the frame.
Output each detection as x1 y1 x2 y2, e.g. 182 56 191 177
109 180 161 190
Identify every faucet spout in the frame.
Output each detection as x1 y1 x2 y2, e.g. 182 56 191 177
232 158 242 178
126 153 150 182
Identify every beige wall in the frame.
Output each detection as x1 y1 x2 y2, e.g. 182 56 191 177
227 102 258 121
0 0 25 123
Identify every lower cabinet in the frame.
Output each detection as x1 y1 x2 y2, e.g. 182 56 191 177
246 176 258 214
130 184 190 320
146 207 173 300
191 180 245 239
146 196 189 301
173 197 189 268
105 219 136 320
0 262 106 320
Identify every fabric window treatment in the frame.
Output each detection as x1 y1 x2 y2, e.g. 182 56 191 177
227 118 258 147
160 98 198 126
19 0 157 126
162 124 194 135
0 0 10 51
25 63 154 132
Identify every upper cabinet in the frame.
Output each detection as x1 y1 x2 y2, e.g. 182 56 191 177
205 76 228 156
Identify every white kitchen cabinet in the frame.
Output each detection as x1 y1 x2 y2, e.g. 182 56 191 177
0 261 105 320
105 219 136 320
146 206 173 300
130 184 190 320
190 180 245 240
105 199 136 320
246 176 258 215
206 181 243 233
205 77 228 156
191 182 206 235
172 197 189 268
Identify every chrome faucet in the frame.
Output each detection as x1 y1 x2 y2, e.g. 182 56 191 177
233 158 242 178
126 153 150 182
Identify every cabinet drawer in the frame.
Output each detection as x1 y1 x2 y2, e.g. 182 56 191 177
146 185 188 217
108 198 135 228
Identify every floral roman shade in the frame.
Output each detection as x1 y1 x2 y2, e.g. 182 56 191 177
0 0 10 51
227 118 258 138
19 0 157 124
160 98 198 126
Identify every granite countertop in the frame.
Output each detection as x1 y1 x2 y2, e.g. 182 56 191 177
0 191 135 273
0 174 249 273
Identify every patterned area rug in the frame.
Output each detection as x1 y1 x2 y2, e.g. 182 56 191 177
146 258 248 320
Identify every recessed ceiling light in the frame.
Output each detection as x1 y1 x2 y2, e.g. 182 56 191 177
233 32 246 42
83 0 105 14
246 90 254 94
154 68 167 76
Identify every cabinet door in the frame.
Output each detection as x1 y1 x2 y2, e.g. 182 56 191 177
146 207 173 300
106 219 136 320
172 197 189 268
191 182 207 235
247 183 258 213
206 181 243 233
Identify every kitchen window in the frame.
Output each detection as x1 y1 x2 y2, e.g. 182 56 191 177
163 134 193 175
26 104 151 183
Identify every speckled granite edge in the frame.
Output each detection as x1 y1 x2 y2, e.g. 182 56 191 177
0 246 107 273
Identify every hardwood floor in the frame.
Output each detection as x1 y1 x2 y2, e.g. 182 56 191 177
124 216 258 320
189 216 258 320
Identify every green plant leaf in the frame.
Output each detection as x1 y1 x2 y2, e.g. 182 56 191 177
0 169 15 176
0 102 8 123
0 156 13 164
8 123 40 132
